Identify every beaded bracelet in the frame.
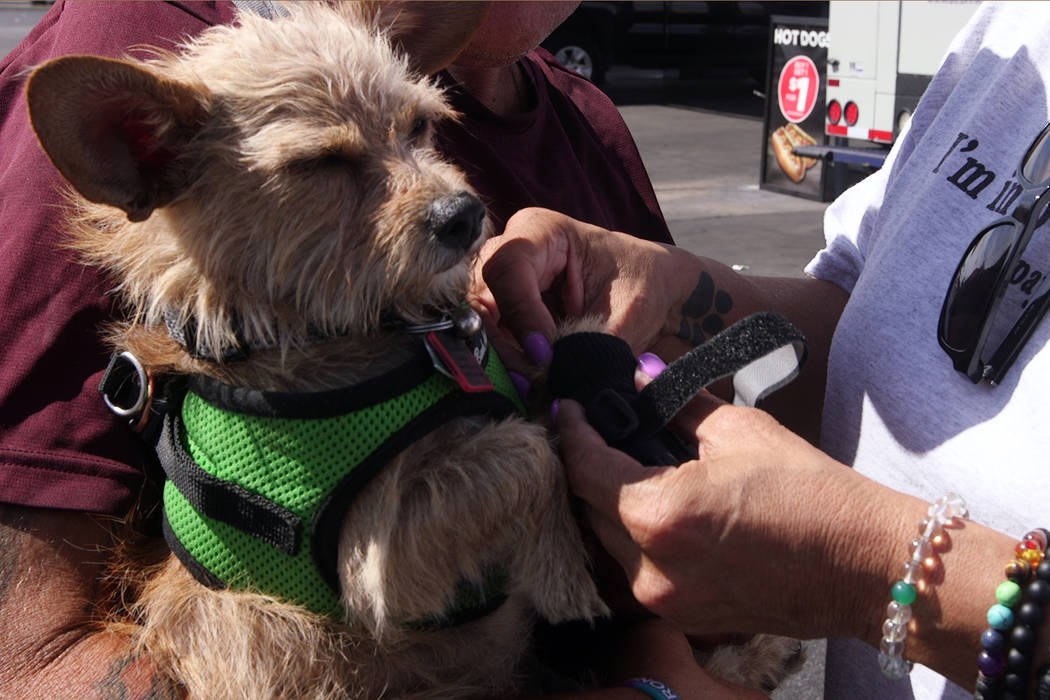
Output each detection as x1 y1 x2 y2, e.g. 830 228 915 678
1004 536 1050 699
1036 662 1050 700
878 493 968 679
975 530 1050 700
617 678 681 700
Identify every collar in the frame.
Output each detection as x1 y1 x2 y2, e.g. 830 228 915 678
156 328 526 622
163 305 478 363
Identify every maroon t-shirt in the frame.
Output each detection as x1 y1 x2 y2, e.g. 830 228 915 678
436 49 672 242
0 2 671 517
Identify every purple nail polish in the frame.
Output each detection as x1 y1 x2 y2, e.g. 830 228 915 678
550 399 560 424
637 352 667 378
508 371 530 400
523 332 553 367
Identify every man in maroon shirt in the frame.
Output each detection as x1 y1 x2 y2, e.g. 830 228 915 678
0 0 671 520
0 3 727 697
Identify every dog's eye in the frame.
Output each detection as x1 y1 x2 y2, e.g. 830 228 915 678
317 152 352 168
287 152 355 175
409 118 430 142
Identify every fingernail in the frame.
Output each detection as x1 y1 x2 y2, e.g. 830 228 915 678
524 332 553 367
637 352 667 378
550 399 560 425
508 371 531 400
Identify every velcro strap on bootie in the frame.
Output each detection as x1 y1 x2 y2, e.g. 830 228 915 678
548 312 807 466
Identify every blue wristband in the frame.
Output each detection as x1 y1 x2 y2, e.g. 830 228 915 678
617 678 681 700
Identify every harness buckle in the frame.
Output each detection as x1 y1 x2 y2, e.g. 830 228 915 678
99 351 154 432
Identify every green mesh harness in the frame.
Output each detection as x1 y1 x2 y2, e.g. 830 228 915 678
156 337 525 620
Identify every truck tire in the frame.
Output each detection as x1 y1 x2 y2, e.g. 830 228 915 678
544 28 607 86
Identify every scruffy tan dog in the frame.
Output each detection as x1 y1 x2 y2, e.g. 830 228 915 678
25 2 799 698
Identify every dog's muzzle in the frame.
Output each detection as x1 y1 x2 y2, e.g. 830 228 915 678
427 191 485 251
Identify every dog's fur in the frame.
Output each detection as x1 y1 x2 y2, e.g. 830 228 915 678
26 3 799 697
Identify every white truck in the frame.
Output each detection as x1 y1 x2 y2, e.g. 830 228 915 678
823 0 979 149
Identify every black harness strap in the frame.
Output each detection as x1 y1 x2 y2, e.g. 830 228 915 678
156 396 303 556
187 350 436 419
161 514 227 589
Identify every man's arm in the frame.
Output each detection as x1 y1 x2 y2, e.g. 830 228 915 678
517 619 766 700
0 504 172 699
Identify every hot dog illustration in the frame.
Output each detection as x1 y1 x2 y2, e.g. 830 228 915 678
771 126 805 182
782 123 818 169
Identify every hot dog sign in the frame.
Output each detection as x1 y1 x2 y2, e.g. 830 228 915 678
778 54 819 123
761 15 829 199
771 122 818 183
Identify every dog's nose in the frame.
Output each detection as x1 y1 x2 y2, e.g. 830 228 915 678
427 192 485 251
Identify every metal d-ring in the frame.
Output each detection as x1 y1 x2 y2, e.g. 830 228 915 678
452 307 483 338
101 351 152 420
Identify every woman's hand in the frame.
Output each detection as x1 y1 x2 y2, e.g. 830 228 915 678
555 370 1026 689
554 390 883 641
470 206 848 442
471 208 696 366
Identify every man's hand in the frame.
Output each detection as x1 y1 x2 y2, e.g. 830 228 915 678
520 618 769 699
605 618 769 699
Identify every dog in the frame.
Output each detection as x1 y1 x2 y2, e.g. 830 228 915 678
26 2 800 697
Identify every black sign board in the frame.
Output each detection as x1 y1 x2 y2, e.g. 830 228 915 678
760 16 829 200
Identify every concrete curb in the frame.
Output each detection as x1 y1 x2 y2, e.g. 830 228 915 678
0 2 52 10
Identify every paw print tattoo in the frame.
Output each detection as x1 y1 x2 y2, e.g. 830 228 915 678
676 271 734 346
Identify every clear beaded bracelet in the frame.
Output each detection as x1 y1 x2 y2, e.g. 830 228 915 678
878 493 969 679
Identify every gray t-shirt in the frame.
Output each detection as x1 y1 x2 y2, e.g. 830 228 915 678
806 2 1050 697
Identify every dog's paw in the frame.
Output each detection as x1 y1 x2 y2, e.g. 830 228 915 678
552 315 608 339
698 634 804 693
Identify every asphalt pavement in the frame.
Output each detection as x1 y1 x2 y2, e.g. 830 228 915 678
0 2 43 57
1 7 830 696
607 66 830 279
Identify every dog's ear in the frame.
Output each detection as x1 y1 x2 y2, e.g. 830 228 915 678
383 1 493 76
26 55 207 222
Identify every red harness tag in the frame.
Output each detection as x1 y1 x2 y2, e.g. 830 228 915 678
425 330 494 393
